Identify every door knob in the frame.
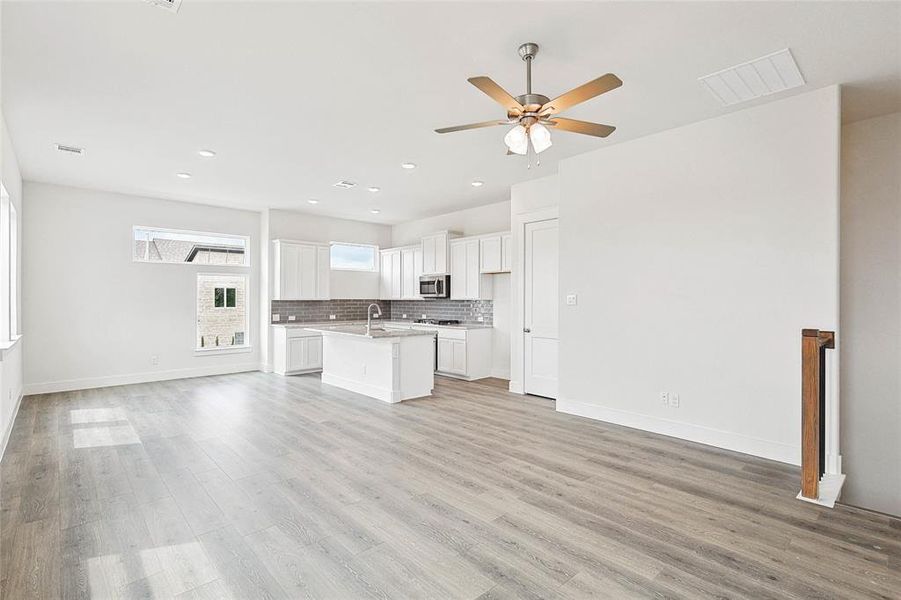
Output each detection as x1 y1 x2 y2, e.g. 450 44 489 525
523 328 531 333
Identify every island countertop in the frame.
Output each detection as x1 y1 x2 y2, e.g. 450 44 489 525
303 324 437 339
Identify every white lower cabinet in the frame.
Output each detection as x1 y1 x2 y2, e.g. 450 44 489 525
435 327 491 380
273 327 323 375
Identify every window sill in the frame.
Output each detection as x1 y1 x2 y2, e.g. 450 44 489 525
0 335 22 362
194 345 252 357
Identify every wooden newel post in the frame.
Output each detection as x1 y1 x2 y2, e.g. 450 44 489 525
801 328 835 500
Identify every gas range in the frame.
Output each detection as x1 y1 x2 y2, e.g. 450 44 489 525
414 319 461 326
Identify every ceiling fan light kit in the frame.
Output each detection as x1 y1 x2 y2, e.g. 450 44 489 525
436 42 621 166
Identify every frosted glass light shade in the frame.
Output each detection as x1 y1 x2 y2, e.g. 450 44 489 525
504 125 528 155
529 123 552 153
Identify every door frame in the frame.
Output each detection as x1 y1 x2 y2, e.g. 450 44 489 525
509 206 559 395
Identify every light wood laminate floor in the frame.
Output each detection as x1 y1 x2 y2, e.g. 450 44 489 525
1 373 898 599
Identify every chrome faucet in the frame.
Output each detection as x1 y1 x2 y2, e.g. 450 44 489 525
367 303 382 332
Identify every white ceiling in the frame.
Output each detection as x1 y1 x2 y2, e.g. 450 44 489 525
2 1 899 224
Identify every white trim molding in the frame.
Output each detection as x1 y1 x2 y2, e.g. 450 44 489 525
23 362 260 396
557 397 800 466
1 387 24 459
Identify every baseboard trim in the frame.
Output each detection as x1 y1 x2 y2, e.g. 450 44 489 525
1 387 24 460
557 397 800 466
23 363 261 396
508 379 524 394
321 373 408 403
490 368 511 380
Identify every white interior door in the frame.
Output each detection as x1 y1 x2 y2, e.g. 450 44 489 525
524 218 559 399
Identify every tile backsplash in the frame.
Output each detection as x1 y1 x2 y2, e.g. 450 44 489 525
271 299 492 326
389 299 492 325
271 299 389 324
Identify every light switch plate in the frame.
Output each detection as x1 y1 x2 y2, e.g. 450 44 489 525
566 294 578 306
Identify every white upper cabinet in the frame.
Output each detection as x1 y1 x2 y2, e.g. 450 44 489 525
272 240 330 300
380 248 402 300
501 233 512 272
401 245 422 299
479 232 512 274
421 231 458 275
450 237 492 300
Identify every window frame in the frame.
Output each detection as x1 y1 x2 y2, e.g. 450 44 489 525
329 241 379 272
133 225 251 267
195 273 251 355
213 287 237 309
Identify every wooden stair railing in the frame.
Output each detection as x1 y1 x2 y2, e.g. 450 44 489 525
801 328 835 500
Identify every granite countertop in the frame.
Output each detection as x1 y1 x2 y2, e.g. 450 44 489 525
303 324 437 339
271 320 492 330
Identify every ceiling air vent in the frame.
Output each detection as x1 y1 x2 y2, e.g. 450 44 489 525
142 0 182 14
332 180 357 189
55 143 84 156
699 49 805 107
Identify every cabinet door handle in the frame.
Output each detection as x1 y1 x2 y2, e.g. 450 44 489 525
523 328 531 333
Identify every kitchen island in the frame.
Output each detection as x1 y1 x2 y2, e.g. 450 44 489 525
304 325 435 403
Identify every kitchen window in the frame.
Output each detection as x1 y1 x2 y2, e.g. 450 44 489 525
330 242 377 271
196 274 249 352
134 226 249 266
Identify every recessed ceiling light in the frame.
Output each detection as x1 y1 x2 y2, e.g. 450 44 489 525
471 180 484 187
197 149 216 158
176 172 192 179
401 162 416 170
333 180 356 189
307 199 319 205
368 186 380 193
370 209 380 214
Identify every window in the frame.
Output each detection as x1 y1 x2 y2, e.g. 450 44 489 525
197 275 248 351
330 242 377 271
0 183 16 343
214 287 237 308
134 226 249 266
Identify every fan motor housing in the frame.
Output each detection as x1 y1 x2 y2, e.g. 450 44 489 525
510 93 550 118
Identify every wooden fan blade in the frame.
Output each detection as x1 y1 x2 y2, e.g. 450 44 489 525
468 76 524 115
548 117 616 138
435 120 509 134
539 73 622 115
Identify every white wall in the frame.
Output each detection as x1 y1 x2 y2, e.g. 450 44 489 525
1 112 25 454
391 200 511 246
509 175 559 393
840 111 900 516
23 182 262 394
391 201 513 378
556 87 841 465
268 209 392 300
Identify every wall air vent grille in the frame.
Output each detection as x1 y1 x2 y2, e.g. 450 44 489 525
332 180 357 189
55 144 84 155
699 49 805 107
142 0 182 14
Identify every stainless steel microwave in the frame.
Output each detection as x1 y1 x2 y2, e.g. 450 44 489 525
419 275 450 298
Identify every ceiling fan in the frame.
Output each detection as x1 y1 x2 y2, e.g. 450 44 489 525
436 43 622 163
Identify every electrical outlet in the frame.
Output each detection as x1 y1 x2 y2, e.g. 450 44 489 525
288 315 296 321
272 314 280 321
151 355 159 366
477 316 484 322
329 314 336 320
421 314 427 319
402 314 407 319
670 394 680 408
566 294 578 306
